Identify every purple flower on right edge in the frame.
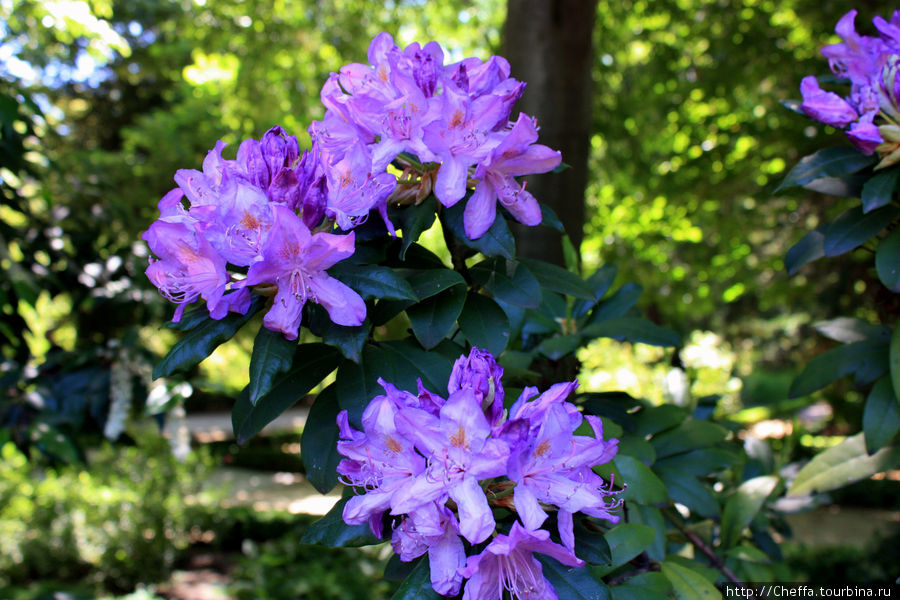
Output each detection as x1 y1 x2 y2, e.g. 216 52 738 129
335 347 623 598
799 10 900 166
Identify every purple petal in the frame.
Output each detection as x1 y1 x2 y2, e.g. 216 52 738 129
309 274 366 326
435 156 469 207
449 476 494 544
463 179 497 239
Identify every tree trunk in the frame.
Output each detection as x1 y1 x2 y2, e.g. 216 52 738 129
503 0 598 266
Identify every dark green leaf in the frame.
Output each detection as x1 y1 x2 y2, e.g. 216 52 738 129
537 334 581 360
442 200 516 258
232 343 341 443
789 339 889 398
407 285 467 349
320 318 369 363
862 167 900 212
803 173 869 197
814 317 891 344
628 505 666 561
660 561 721 600
520 258 595 300
390 555 441 600
405 268 466 301
863 377 900 454
300 385 342 493
248 327 296 405
892 325 900 403
788 433 900 496
384 554 418 582
577 392 641 433
574 521 612 565
582 318 680 347
588 283 643 324
154 298 262 379
823 205 900 257
575 265 619 318
611 573 671 600
538 557 610 600
337 342 452 427
650 420 729 458
591 523 655 576
470 257 541 309
655 468 720 518
615 455 668 504
632 405 687 437
458 293 510 355
391 197 437 260
720 476 778 549
166 305 212 331
876 228 900 292
785 228 826 275
329 263 417 301
540 202 565 231
654 447 740 476
776 147 875 192
300 496 382 547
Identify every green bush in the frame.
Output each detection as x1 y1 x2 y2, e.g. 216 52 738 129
0 434 210 593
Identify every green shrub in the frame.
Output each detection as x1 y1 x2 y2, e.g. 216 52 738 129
0 434 210 593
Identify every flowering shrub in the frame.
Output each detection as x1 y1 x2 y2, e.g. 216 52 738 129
145 32 796 599
336 348 620 597
780 9 900 492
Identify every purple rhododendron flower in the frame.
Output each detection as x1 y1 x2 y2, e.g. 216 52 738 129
466 114 561 239
799 10 900 162
245 205 365 339
335 347 621 597
459 522 584 600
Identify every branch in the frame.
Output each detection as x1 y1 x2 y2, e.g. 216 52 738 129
661 507 747 589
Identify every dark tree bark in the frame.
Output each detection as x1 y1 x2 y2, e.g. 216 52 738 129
503 0 598 266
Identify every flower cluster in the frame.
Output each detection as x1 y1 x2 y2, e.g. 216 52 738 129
336 348 621 599
800 10 900 166
143 34 562 337
142 126 365 339
311 32 562 239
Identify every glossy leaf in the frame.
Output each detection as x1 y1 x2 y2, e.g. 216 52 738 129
406 284 467 349
405 268 466 301
574 521 612 565
628 504 666 561
574 264 618 318
892 325 900 403
720 475 778 549
611 572 671 600
300 496 382 547
153 298 261 379
442 200 515 258
789 339 889 398
328 263 417 301
458 293 510 355
784 228 826 275
318 318 369 363
788 433 900 496
391 196 437 260
823 205 900 257
539 202 565 231
775 147 874 192
861 167 900 212
537 334 581 360
247 327 296 405
232 343 341 443
655 468 720 518
660 561 721 600
300 384 342 494
876 228 900 292
520 257 595 300
650 420 729 458
814 317 890 344
863 377 900 454
582 317 680 347
632 405 687 437
591 523 655 576
469 257 541 309
588 283 643 324
539 556 610 600
615 455 668 505
390 556 440 600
